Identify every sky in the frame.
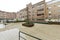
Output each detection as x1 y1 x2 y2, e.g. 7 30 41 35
0 0 52 12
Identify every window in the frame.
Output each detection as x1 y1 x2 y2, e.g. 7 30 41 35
49 11 51 13
40 4 44 6
20 14 22 15
49 15 52 18
25 15 27 17
49 14 51 15
37 19 44 20
48 7 51 9
32 6 34 8
37 6 40 8
28 11 31 13
37 13 44 16
32 14 34 16
32 19 34 20
37 9 44 11
57 10 60 12
57 5 60 7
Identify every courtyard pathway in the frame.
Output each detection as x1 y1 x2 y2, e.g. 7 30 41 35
0 22 60 40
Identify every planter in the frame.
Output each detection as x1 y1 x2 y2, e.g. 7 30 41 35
22 22 34 27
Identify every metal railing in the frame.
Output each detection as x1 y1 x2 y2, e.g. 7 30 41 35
20 36 26 40
19 31 42 40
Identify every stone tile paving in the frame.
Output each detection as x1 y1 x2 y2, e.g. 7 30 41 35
0 22 60 40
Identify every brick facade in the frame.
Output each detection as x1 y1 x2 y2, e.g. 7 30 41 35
0 0 60 22
0 11 16 20
47 1 60 21
17 0 47 22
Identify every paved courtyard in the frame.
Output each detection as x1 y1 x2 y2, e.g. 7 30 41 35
0 22 60 40
0 28 19 40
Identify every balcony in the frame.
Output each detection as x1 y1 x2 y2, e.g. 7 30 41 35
37 14 44 16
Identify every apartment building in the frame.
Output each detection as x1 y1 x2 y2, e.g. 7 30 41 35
16 0 60 22
0 11 16 21
31 0 47 22
17 8 27 20
47 0 60 22
17 0 47 22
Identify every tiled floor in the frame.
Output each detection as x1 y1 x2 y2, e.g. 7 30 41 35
0 28 19 40
0 22 60 40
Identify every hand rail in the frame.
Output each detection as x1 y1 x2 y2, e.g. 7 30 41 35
19 31 26 40
19 31 42 40
20 36 26 40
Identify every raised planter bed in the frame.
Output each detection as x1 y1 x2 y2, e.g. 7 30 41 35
22 22 34 27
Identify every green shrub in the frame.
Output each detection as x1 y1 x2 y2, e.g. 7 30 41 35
16 19 19 22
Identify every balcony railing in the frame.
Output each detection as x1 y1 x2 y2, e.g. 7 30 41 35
19 31 42 40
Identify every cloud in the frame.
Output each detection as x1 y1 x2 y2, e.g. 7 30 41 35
0 0 51 12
